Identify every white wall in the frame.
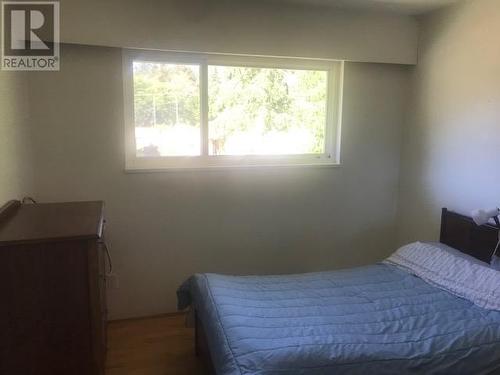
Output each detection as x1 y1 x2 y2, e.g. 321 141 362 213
28 45 410 319
397 0 500 243
57 0 418 64
0 71 33 205
7 0 499 320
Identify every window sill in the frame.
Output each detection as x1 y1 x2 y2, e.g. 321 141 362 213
124 161 342 173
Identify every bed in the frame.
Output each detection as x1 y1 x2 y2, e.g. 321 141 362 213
177 209 500 374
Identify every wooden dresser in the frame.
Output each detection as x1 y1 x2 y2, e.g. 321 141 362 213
0 200 107 375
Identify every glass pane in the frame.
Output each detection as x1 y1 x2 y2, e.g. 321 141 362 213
133 61 200 157
208 66 328 156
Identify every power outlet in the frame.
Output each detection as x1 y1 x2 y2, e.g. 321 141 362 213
106 273 120 289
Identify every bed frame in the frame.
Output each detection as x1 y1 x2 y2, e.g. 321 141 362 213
194 208 500 372
194 310 216 374
440 208 499 263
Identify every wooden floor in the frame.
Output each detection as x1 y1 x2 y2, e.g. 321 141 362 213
106 313 206 375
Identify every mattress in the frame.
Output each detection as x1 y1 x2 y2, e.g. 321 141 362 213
178 264 500 374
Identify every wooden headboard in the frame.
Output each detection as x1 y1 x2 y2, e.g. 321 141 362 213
440 208 499 263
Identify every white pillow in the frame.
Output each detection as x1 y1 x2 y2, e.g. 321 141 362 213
384 242 500 311
425 241 500 271
424 242 492 267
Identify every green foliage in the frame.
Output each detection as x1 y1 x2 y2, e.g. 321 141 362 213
133 61 328 154
133 62 200 127
208 66 327 153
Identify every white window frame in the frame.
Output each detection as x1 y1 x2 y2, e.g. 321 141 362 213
123 49 344 171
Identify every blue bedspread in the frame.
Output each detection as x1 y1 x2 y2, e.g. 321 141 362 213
178 264 500 374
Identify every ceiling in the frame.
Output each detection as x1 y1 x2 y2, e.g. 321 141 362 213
272 0 462 15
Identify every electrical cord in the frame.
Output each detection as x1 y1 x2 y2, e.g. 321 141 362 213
22 197 37 204
102 241 113 274
492 231 500 258
99 219 113 274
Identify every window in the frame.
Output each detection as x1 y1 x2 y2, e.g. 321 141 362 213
123 50 343 170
